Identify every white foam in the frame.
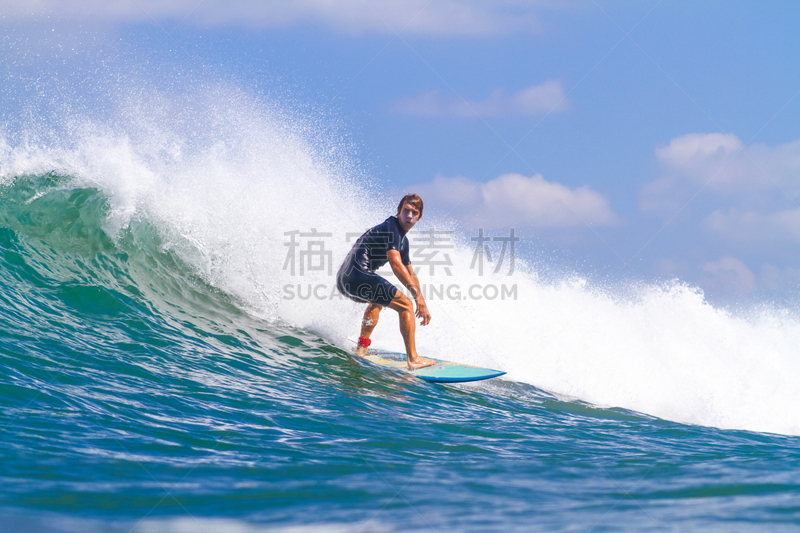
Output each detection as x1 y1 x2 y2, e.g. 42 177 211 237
3 85 800 436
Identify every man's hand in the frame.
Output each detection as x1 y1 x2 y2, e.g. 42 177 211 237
415 297 431 326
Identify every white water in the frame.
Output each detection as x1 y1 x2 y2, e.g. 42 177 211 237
3 84 800 436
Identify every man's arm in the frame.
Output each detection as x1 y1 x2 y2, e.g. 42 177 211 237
387 250 431 325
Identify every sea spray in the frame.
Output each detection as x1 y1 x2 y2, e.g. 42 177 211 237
2 85 800 436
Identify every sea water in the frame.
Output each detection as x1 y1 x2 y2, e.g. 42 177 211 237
1 85 800 532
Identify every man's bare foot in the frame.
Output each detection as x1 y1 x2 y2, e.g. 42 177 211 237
407 356 436 370
355 346 368 356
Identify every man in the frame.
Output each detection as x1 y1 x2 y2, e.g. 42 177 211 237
336 193 435 370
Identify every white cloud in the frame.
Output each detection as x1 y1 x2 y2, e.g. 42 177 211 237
654 132 800 193
0 0 546 36
700 256 756 294
390 80 569 118
703 208 800 246
641 133 800 215
413 173 617 228
655 133 742 171
640 133 800 294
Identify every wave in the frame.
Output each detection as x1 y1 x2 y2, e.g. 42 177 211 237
2 84 800 436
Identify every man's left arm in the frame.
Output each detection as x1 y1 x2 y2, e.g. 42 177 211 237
387 250 431 326
405 263 431 326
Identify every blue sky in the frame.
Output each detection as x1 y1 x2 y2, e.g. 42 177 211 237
3 1 800 302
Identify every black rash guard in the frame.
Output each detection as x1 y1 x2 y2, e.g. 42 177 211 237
336 216 411 307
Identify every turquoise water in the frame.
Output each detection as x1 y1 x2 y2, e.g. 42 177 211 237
2 175 800 532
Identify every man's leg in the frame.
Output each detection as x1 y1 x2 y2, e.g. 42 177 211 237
356 303 382 356
387 292 435 370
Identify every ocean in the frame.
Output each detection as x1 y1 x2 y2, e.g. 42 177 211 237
1 86 800 532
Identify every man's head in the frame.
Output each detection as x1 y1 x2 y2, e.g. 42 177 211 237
397 193 423 231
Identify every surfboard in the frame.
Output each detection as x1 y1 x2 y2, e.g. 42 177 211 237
357 349 505 384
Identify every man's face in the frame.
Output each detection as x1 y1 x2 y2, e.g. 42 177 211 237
398 203 421 230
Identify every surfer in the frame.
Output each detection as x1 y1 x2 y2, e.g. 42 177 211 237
337 194 435 370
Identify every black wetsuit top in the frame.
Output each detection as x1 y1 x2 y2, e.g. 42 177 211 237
337 216 411 306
